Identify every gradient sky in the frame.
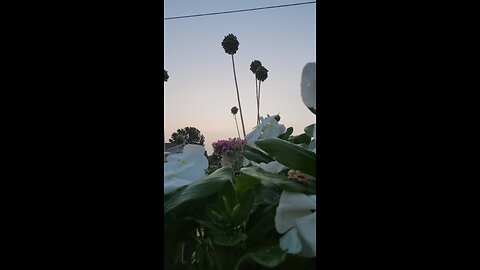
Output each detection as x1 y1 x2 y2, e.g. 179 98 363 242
164 0 316 154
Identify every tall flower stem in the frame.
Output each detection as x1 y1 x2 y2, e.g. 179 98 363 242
234 115 241 139
231 55 246 139
256 78 260 125
257 80 262 125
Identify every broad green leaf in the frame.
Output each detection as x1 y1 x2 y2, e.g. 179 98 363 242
242 144 273 163
164 167 234 213
288 133 311 144
242 150 272 164
213 232 247 247
249 244 287 268
232 188 255 226
278 127 294 140
235 172 261 196
240 166 316 194
246 205 276 245
254 184 281 206
222 181 237 214
256 137 316 177
304 124 315 137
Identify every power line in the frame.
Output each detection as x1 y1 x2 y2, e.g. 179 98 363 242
164 1 316 21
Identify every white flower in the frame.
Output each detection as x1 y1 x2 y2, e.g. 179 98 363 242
255 161 288 174
164 144 208 195
275 191 316 257
246 115 286 146
301 63 316 112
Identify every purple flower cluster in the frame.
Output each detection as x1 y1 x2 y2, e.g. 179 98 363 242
212 138 246 156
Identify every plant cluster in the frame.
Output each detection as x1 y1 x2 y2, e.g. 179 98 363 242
212 138 246 157
164 33 316 270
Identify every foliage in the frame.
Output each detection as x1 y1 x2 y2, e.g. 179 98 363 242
164 121 316 269
164 33 317 269
170 127 206 146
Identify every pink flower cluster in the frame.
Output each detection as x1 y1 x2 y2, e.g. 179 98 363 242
212 138 246 156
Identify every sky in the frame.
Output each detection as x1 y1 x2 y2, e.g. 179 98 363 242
164 0 316 155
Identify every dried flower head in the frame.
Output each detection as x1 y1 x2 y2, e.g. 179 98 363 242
255 66 268 82
250 60 262 74
164 69 169 82
231 106 238 115
221 33 239 55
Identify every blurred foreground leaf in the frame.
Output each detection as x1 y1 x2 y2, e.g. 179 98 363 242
256 138 316 177
164 167 234 213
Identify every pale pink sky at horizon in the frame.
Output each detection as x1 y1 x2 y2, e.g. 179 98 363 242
164 0 316 154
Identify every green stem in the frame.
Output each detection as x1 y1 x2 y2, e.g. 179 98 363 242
234 115 241 139
258 80 261 124
231 55 246 139
255 77 259 125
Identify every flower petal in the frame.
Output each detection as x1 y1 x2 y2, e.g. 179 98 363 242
301 63 316 111
279 228 302 254
275 192 316 233
261 122 286 139
163 144 208 194
280 192 316 210
255 161 287 174
275 204 312 234
295 212 316 256
164 177 192 195
246 126 262 145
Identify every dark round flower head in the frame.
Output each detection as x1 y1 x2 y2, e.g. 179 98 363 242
274 114 280 122
255 66 268 82
164 69 169 82
221 34 239 55
231 106 238 115
250 60 262 74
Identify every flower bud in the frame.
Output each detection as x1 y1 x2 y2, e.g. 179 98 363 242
255 66 268 82
221 33 239 55
250 60 262 74
231 106 238 115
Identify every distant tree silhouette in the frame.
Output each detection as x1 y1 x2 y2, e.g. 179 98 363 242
169 127 205 146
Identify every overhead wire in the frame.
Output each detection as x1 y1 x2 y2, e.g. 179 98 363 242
164 1 316 21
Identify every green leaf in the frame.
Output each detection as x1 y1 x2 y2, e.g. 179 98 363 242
248 244 287 268
304 124 315 137
242 150 272 164
246 205 277 246
164 167 234 213
240 166 316 194
256 137 316 177
254 184 281 206
234 173 261 196
278 127 293 140
241 144 273 163
213 232 247 247
288 133 311 144
222 181 238 212
232 188 255 226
